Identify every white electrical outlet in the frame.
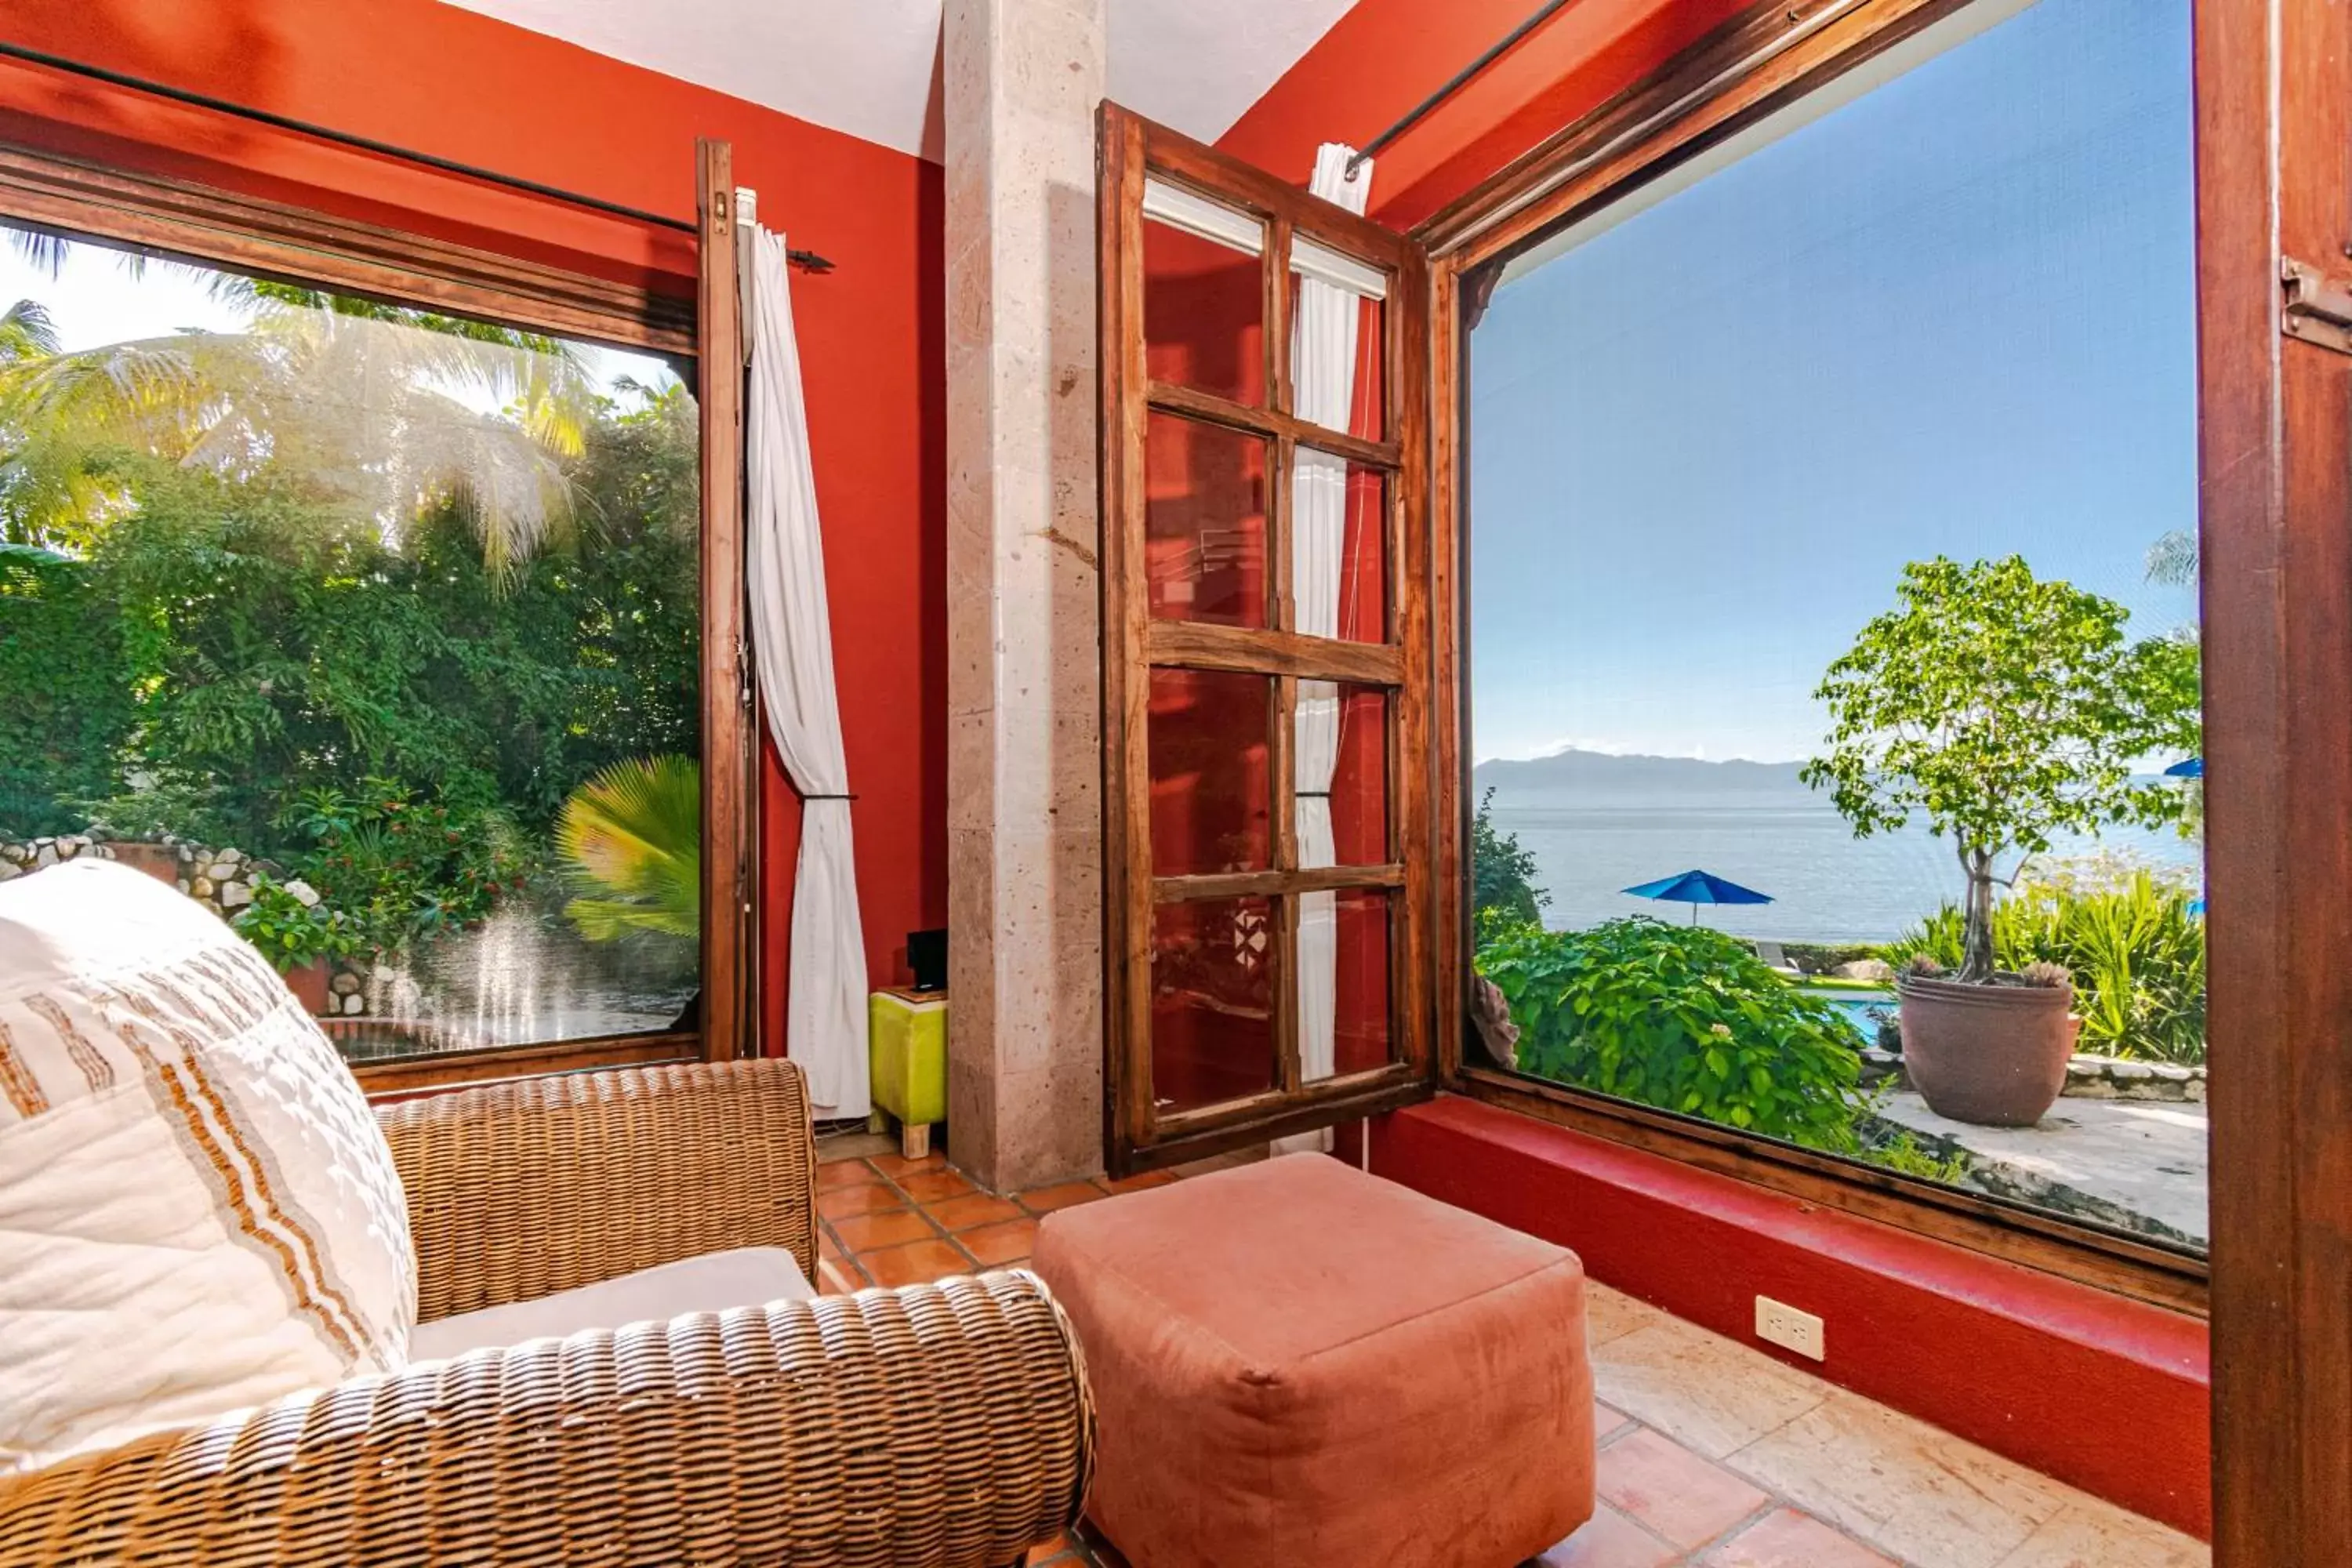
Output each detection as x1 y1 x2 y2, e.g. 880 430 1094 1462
1755 1295 1826 1361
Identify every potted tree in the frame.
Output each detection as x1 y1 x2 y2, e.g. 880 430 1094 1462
1802 556 2200 1126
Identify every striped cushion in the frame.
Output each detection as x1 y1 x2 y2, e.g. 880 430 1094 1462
0 858 415 1472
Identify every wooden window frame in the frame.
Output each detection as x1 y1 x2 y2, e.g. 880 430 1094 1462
1098 105 1439 1174
1417 0 2216 1316
0 137 756 1091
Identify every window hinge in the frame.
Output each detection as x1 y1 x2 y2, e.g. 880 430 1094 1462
737 634 755 710
2282 256 2352 354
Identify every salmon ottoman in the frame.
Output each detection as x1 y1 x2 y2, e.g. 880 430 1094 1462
1033 1154 1594 1567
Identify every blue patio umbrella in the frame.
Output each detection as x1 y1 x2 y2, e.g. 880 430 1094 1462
1622 869 1773 924
2165 757 2204 779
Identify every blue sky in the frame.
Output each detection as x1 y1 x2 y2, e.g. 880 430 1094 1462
1467 0 2197 764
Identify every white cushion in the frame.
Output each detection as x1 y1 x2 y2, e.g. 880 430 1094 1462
409 1247 815 1361
0 860 416 1472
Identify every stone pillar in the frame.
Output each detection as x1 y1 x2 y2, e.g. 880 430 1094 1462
943 0 1107 1192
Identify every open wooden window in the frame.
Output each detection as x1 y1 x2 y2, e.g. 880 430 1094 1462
0 135 753 1094
1098 105 1438 1172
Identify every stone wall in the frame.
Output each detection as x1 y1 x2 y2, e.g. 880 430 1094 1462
0 830 278 920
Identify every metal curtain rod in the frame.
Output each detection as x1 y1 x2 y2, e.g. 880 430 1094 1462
0 40 836 273
1346 0 1584 175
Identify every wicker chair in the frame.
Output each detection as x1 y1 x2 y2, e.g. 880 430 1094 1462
0 1058 1095 1567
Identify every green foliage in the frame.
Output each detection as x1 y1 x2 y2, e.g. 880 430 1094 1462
1802 556 2201 981
284 779 529 956
1884 866 2206 1063
0 548 136 833
1476 916 1868 1149
1471 787 1548 926
557 754 701 942
232 874 361 973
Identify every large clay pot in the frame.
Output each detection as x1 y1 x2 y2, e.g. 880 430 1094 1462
1897 974 2079 1127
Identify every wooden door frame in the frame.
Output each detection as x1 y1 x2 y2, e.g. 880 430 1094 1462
0 134 753 1085
2198 0 2352 1557
1097 103 1439 1174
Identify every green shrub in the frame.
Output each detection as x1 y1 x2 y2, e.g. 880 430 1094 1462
1476 916 1867 1149
283 778 529 957
232 874 361 973
1885 866 2205 1063
557 754 700 942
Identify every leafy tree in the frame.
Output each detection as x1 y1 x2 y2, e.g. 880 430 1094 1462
1471 787 1548 926
1802 557 2201 982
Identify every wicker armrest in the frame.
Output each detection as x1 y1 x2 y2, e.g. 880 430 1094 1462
377 1058 818 1323
0 1274 1094 1568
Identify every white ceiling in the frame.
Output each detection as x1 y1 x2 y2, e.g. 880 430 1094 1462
437 0 1357 165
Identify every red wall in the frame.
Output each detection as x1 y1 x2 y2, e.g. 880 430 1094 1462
1218 0 1748 230
0 0 948 1036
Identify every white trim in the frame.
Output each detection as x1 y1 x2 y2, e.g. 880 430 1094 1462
1142 176 1264 256
1291 234 1388 302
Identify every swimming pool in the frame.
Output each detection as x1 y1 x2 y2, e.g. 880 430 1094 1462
1799 988 1896 1042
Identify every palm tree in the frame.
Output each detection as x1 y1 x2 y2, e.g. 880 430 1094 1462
2146 528 2198 588
0 231 597 570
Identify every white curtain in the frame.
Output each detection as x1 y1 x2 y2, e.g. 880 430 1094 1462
746 223 870 1120
1276 145 1373 1156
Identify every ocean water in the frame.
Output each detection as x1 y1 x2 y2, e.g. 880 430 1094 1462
1484 783 2204 946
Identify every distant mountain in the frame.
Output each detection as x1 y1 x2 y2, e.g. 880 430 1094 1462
1474 749 1808 795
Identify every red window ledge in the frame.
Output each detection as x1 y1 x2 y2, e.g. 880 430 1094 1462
1359 1094 2210 1540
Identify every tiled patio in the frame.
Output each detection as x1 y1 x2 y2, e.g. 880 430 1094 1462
815 1145 2208 1568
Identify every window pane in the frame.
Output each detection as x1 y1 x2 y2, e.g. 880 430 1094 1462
1301 886 1393 1085
1298 683 1388 867
1466 0 2205 1250
1287 249 1385 440
1147 412 1269 627
1149 668 1271 876
1152 895 1276 1112
0 223 702 1068
1287 459 1385 644
1145 201 1265 408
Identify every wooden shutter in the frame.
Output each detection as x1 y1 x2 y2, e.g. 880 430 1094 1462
1098 104 1438 1173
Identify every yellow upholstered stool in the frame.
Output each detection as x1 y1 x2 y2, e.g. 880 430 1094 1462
868 987 947 1160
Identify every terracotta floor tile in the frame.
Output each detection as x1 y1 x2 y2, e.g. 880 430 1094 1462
815 1158 880 1189
1726 1389 2068 1568
1598 1426 1769 1549
858 1238 973 1288
818 1183 909 1220
927 1192 1025 1232
896 1168 978 1203
815 1254 868 1294
959 1217 1040 1266
869 1149 949 1177
1100 1170 1178 1194
1532 1503 1683 1567
829 1208 942 1252
1987 1499 2210 1568
1022 1534 1073 1564
1592 1316 1827 1459
1020 1181 1110 1214
1700 1508 1896 1567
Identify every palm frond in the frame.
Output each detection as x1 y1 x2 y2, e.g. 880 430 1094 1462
557 755 701 942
